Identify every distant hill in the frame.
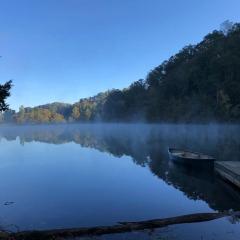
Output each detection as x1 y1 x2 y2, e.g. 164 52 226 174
30 102 72 117
2 21 240 123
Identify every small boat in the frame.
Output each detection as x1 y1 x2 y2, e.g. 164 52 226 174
168 148 215 165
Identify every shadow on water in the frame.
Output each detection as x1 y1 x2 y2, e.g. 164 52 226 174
0 123 240 212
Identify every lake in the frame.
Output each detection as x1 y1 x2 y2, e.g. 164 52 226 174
0 124 240 240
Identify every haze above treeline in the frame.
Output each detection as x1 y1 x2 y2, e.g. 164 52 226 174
1 21 240 124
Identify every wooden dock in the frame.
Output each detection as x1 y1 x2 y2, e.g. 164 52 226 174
215 161 240 188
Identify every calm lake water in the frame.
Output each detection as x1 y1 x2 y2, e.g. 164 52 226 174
0 124 240 240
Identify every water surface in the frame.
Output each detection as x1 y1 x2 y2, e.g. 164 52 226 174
0 124 240 239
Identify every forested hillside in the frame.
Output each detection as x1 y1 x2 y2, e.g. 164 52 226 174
2 22 240 123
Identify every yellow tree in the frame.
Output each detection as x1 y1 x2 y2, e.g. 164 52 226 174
71 106 80 120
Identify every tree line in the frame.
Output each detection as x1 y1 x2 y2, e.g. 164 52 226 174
1 21 240 123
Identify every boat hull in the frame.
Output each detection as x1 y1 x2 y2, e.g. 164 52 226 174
168 148 215 166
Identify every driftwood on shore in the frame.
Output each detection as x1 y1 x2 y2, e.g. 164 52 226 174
1 211 239 240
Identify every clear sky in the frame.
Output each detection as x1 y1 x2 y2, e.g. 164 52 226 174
0 0 239 110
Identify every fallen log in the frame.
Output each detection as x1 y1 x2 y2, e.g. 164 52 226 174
2 211 240 240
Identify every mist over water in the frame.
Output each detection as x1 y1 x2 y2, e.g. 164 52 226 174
1 123 239 161
0 123 240 239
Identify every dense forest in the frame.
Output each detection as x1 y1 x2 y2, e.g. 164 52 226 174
1 21 240 123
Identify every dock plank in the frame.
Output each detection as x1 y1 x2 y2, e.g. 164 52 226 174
215 161 240 189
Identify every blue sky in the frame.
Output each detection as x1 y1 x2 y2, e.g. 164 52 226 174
0 0 239 110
